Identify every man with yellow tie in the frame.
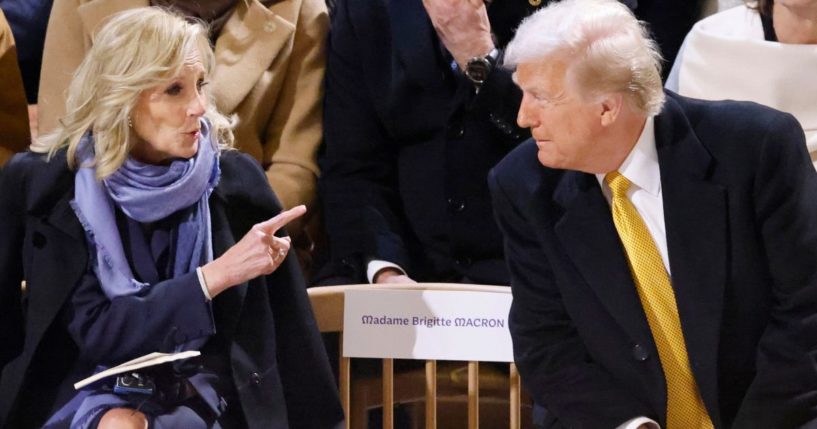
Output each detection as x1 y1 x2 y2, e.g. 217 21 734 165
488 0 817 428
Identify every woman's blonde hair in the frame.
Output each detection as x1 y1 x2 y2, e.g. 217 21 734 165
37 7 235 179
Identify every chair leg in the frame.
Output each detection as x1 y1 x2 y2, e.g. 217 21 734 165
425 360 437 429
383 359 394 429
339 334 351 428
510 363 521 429
468 361 479 429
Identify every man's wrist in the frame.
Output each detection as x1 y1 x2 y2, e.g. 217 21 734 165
452 38 496 71
463 47 501 90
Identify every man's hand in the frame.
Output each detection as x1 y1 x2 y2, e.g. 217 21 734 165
422 0 494 70
201 205 306 298
374 268 417 284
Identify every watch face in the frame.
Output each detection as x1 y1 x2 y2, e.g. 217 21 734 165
466 59 491 84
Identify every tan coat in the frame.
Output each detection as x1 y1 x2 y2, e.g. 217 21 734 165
38 0 328 217
0 9 30 167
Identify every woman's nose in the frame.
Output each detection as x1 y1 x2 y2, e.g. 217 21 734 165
188 92 207 117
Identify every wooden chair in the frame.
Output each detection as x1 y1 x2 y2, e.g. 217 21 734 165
307 283 529 429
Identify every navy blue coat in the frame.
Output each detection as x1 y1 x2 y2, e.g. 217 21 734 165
489 92 817 428
0 150 343 428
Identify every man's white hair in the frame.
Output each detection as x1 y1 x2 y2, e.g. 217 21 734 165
505 0 665 116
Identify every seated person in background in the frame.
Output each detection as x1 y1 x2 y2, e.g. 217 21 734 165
667 0 817 168
37 0 328 278
490 0 817 427
317 0 551 286
0 8 342 428
0 8 30 167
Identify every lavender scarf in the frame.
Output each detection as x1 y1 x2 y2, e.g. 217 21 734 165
71 118 220 299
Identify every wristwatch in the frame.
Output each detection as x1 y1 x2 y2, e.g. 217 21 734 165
464 48 500 88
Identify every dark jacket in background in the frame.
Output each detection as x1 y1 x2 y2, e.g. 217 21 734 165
0 0 53 103
317 0 546 286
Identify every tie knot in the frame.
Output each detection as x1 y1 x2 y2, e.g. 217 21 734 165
605 171 631 198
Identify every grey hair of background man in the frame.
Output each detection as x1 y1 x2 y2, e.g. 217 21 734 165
505 0 665 117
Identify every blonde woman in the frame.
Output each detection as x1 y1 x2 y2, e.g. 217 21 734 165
38 0 328 276
0 8 342 429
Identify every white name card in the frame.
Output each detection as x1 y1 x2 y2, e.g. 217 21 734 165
343 288 513 362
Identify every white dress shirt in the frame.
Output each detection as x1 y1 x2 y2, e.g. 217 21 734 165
367 259 406 283
595 117 670 275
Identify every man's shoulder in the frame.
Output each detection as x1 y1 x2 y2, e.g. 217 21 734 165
668 90 795 133
666 91 801 150
493 139 539 176
491 139 564 198
663 91 806 178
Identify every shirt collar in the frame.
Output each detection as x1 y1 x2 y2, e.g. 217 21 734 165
595 116 660 196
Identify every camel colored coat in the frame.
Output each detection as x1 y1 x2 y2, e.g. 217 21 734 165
38 0 327 216
0 9 30 167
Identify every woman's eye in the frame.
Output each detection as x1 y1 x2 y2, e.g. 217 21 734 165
165 83 183 96
197 80 209 91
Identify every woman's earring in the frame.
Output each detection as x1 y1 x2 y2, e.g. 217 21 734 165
128 116 133 128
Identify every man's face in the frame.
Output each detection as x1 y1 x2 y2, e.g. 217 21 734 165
514 58 608 173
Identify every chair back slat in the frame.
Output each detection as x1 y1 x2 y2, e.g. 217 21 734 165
426 360 437 428
468 361 480 428
339 334 351 425
510 363 521 429
382 358 395 429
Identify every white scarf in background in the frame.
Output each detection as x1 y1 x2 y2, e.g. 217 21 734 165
674 5 817 168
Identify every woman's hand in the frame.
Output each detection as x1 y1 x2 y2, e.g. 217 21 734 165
200 205 306 298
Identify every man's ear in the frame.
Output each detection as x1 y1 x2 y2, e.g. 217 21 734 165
599 93 623 127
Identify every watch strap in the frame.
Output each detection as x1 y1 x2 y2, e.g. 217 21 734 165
465 48 501 88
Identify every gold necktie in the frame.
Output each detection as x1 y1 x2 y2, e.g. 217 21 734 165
605 171 713 429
